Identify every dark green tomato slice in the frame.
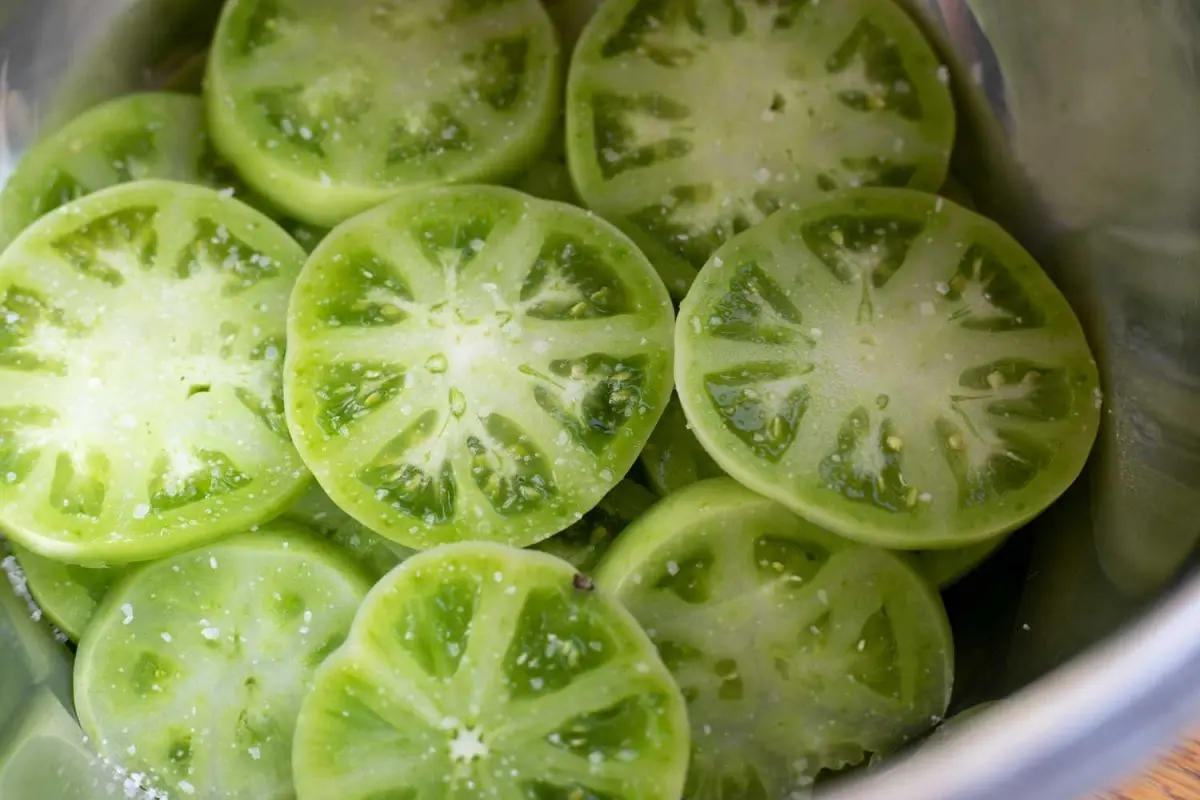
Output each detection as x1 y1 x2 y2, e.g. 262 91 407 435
282 483 415 579
594 478 953 795
0 558 74 721
292 542 690 800
566 0 955 297
285 185 675 550
939 173 976 210
535 478 657 573
8 544 125 641
904 534 1007 589
207 0 561 228
163 50 211 93
74 525 372 799
511 121 581 205
0 93 226 252
676 188 1102 549
639 393 726 496
0 688 118 800
0 180 310 564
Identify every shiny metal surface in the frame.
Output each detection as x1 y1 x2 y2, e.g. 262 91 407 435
0 1 1197 798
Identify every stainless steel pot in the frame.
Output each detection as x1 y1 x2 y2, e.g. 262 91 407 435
1 1 1197 798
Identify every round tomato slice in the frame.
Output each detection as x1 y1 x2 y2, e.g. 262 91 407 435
0 180 310 564
292 542 690 800
281 483 414 578
534 478 657 573
0 93 223 251
677 189 1101 549
74 525 371 799
6 545 124 642
594 478 953 794
285 185 674 550
640 393 726 496
566 0 955 296
905 534 1008 589
207 0 561 227
11 483 409 641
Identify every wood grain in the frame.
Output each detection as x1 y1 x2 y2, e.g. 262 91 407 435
1096 738 1200 800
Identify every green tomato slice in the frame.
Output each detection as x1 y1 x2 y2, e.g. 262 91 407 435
282 483 415 579
292 542 690 800
0 180 311 564
535 478 657 573
594 478 953 794
7 545 125 641
207 0 561 227
74 524 371 799
0 93 226 252
0 559 74 723
285 185 674 550
566 0 955 296
11 483 410 642
0 688 117 800
676 188 1101 549
905 534 1008 589
639 394 726 496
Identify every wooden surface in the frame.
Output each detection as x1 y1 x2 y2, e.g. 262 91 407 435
1098 738 1200 800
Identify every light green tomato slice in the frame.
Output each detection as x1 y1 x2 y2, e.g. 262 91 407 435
535 478 657 573
0 180 311 564
292 542 690 800
0 688 117 800
282 483 415 579
285 185 674 550
0 558 74 722
8 544 125 641
905 534 1008 589
0 93 227 252
11 484 410 642
639 393 726 497
566 0 956 297
206 0 561 228
594 478 954 796
74 524 371 800
676 188 1102 549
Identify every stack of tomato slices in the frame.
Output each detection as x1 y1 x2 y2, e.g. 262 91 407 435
0 1 1100 798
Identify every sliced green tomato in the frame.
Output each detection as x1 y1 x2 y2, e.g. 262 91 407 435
905 534 1008 589
0 688 116 800
640 394 726 496
282 483 415 579
512 121 581 205
206 0 561 228
676 188 1101 549
535 478 657 573
292 542 690 800
11 484 406 643
594 478 953 794
8 545 124 641
74 525 371 799
0 559 74 721
0 93 226 251
566 0 955 296
0 180 310 564
285 185 675 550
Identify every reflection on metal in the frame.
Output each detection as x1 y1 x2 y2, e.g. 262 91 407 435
0 1 1196 799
